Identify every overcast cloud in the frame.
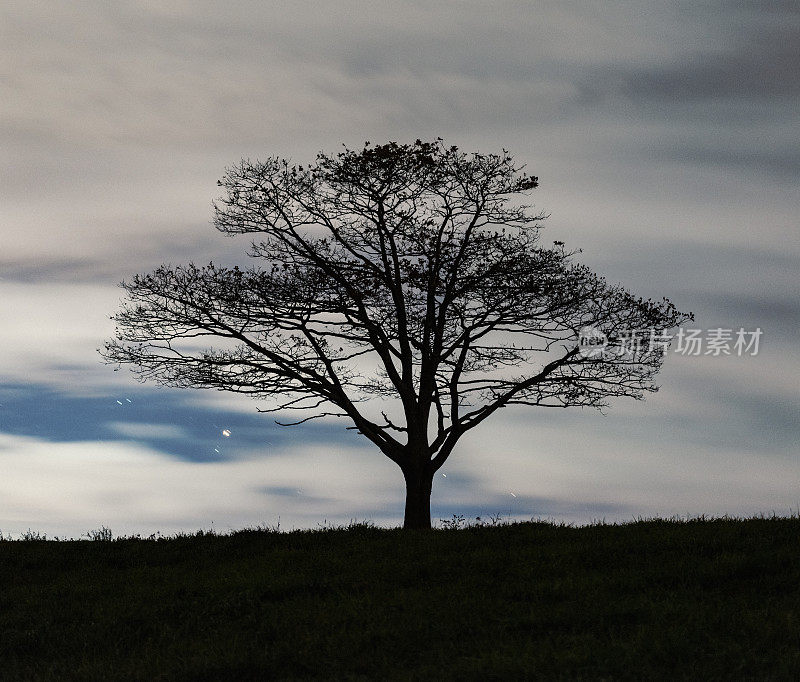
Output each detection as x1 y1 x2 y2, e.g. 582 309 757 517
1 1 798 535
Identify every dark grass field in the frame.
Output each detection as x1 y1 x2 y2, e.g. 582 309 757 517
1 516 799 680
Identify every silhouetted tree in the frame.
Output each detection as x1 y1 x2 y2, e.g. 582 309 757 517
103 140 691 529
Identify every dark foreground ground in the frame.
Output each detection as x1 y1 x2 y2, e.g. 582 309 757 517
1 516 798 680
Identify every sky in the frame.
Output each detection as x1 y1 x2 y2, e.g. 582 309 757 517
1 1 798 536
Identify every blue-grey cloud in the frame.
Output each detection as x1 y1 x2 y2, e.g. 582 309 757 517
0 383 347 463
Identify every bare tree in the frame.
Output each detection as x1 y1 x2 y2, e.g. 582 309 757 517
102 140 691 529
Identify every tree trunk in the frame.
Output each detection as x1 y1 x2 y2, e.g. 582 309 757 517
403 467 433 530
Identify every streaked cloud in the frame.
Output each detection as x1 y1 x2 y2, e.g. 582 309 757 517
0 1 797 532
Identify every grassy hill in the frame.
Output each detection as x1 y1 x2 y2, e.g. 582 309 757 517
1 516 798 680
